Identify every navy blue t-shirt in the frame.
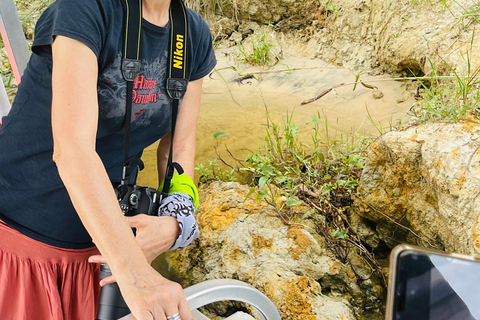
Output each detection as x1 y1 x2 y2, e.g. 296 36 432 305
0 0 216 249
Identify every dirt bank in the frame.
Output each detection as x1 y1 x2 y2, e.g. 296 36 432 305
196 0 480 77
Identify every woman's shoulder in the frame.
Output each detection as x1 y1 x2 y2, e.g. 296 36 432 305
40 0 123 22
37 0 123 24
186 8 212 40
52 0 122 9
33 0 124 58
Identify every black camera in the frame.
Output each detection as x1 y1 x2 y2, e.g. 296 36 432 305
96 264 129 320
116 185 161 216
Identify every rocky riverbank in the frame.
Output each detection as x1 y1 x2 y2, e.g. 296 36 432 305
156 1 480 319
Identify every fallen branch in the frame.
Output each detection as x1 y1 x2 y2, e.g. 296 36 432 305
300 83 345 105
238 66 336 77
360 80 377 90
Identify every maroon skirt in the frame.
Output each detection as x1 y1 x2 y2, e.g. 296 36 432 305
0 220 101 319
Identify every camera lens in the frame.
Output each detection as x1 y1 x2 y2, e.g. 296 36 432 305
129 193 139 206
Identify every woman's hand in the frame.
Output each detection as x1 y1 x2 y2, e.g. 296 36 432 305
117 267 192 320
89 214 179 286
127 214 179 263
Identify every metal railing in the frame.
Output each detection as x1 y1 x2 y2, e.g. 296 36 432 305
0 0 30 118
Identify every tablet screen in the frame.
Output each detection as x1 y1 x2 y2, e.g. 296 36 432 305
393 250 480 320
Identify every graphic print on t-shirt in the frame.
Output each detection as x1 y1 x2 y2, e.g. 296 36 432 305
97 52 170 129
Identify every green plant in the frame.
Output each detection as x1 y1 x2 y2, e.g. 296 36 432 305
452 0 480 24
325 0 339 15
408 0 449 11
195 108 387 292
198 107 369 211
195 157 236 184
238 32 278 67
195 131 237 184
14 0 54 40
410 35 480 123
365 104 387 135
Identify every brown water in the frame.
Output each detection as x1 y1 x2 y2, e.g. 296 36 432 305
137 53 415 187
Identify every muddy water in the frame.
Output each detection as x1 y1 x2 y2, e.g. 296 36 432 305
137 52 415 187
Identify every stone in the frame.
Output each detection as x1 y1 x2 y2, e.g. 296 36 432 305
353 122 480 256
224 311 256 320
371 88 384 99
161 181 384 319
229 31 243 45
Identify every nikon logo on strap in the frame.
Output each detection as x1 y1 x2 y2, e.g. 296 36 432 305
173 34 184 69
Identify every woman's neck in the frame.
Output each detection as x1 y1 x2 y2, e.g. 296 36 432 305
142 0 171 27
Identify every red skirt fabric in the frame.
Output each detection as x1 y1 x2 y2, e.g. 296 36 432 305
0 220 101 320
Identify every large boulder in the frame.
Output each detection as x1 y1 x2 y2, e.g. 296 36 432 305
353 121 480 255
161 182 384 320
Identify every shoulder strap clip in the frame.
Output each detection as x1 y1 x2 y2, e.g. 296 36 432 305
122 58 141 82
166 78 188 100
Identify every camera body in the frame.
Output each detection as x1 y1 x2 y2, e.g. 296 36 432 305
116 185 161 216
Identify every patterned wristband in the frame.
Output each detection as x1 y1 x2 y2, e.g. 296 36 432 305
158 192 199 250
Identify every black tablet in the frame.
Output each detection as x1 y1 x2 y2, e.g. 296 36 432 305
386 244 480 320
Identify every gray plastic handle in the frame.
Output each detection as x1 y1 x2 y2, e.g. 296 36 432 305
118 279 281 320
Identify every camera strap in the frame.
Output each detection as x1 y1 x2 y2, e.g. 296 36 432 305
162 0 188 199
119 0 188 200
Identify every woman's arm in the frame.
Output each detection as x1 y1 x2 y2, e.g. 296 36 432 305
157 78 203 182
124 78 202 261
104 79 204 269
51 35 192 320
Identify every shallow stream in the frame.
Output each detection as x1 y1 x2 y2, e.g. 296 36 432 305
137 52 416 187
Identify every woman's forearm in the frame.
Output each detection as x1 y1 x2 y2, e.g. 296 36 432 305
157 79 203 183
157 135 196 182
51 35 153 282
54 147 151 279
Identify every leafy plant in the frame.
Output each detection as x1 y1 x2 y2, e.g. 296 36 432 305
325 0 339 15
409 36 480 123
195 109 385 288
195 131 236 184
238 32 279 67
452 0 480 24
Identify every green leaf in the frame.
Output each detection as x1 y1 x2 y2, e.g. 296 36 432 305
255 188 268 202
260 165 275 175
275 176 288 184
258 176 268 189
331 228 349 240
244 187 256 202
285 199 301 206
301 209 315 220
213 131 228 139
309 114 320 125
336 180 346 186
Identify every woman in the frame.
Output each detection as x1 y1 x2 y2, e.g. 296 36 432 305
0 0 216 318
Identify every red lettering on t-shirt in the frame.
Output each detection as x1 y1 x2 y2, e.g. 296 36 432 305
132 75 159 105
133 107 146 119
133 75 157 90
